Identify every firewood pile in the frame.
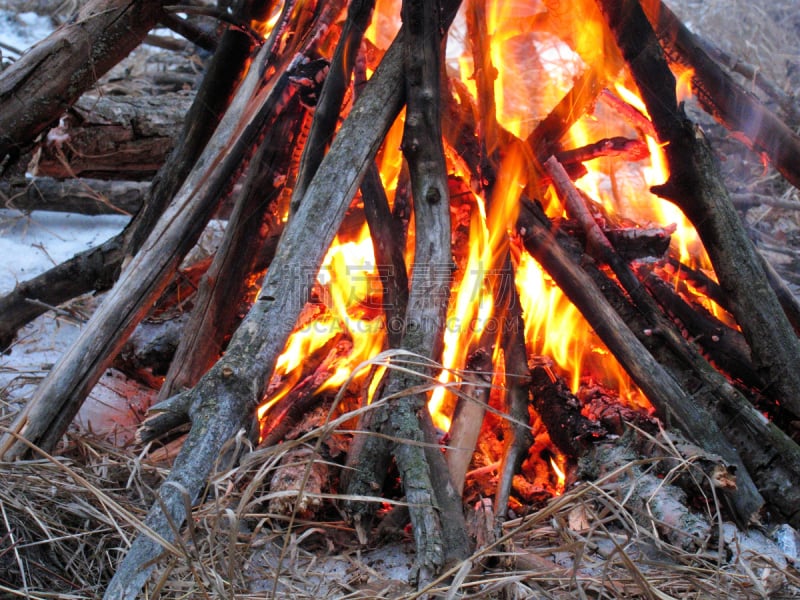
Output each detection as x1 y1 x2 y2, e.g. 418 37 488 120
1 0 800 597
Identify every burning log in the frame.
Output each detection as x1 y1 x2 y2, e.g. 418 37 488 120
572 229 800 527
529 362 606 460
638 264 763 390
514 198 764 523
597 0 800 420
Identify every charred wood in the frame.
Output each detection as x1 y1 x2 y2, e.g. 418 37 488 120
575 228 800 527
599 225 671 261
515 198 764 524
290 0 375 210
355 41 409 349
529 363 605 459
662 257 731 313
638 264 762 390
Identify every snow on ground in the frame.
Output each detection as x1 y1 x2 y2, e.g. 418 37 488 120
0 209 129 294
0 8 52 60
0 208 145 441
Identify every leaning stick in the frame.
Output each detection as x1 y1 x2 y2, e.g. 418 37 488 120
641 0 800 190
515 199 764 524
597 0 800 420
103 19 406 598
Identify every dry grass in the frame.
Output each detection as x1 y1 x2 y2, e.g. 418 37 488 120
3 413 799 598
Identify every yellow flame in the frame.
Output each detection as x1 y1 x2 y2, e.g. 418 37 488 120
674 65 695 103
549 455 567 494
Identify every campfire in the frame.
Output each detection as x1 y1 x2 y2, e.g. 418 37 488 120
2 0 800 596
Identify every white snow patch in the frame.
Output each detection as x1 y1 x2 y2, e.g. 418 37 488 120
0 209 129 294
0 10 52 57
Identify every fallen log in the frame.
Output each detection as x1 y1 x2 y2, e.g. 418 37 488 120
31 93 193 180
0 0 267 351
0 176 147 215
0 0 165 169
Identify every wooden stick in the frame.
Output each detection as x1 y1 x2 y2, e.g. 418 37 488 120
383 0 470 579
291 0 376 210
104 14 406 596
156 102 302 401
447 348 493 495
515 199 764 523
597 0 800 420
355 43 409 349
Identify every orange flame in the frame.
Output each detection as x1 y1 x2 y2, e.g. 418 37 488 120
257 2 721 497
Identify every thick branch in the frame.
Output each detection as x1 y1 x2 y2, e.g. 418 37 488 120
104 16 403 597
